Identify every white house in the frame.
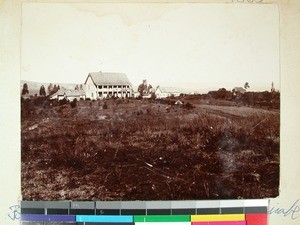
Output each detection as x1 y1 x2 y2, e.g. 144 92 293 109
50 88 86 101
84 71 133 99
133 91 140 98
155 86 185 99
233 87 246 94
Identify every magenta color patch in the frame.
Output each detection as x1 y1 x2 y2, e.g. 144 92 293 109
192 221 246 225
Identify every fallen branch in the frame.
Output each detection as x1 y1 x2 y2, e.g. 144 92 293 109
145 162 153 167
142 166 170 179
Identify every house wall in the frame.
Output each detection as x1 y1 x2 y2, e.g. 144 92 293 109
85 76 97 99
85 75 133 99
158 93 170 99
50 94 65 100
133 92 140 98
58 95 65 100
155 88 181 99
96 85 132 99
155 89 163 99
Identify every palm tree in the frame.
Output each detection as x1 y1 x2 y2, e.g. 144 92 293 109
244 82 250 90
271 82 275 92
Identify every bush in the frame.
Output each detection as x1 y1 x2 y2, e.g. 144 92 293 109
33 96 48 107
70 99 77 108
103 102 108 109
59 98 68 106
150 93 156 99
183 102 194 110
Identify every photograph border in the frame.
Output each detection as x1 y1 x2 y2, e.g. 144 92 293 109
2 0 300 224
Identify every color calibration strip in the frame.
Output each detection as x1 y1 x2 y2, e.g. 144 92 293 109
20 199 268 225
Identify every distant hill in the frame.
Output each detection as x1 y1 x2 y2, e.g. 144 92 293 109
20 80 80 96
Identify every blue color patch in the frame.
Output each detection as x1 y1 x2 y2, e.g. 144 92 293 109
21 214 75 222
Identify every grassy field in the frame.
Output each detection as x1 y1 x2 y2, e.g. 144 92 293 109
21 98 279 200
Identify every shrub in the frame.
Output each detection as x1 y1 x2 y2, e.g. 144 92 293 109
150 93 157 99
33 96 48 107
183 102 194 110
59 98 68 106
70 99 77 108
103 102 108 109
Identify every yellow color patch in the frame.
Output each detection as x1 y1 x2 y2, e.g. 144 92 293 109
191 214 245 222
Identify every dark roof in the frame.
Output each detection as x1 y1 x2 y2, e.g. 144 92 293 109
85 71 131 86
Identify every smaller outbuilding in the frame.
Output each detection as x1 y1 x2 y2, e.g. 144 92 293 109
233 87 246 94
155 86 184 99
50 88 86 101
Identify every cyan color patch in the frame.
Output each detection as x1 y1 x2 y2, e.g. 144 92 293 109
76 215 133 223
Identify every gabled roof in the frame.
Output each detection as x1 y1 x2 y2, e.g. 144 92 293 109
233 87 246 92
51 88 85 97
65 90 85 97
51 88 65 97
85 71 131 86
175 100 183 105
156 86 188 94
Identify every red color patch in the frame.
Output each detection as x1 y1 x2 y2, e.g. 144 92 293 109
246 213 268 225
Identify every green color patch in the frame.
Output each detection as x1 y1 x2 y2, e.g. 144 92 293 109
134 215 190 222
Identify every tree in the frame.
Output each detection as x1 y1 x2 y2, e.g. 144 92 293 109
47 83 59 96
244 82 250 90
271 82 275 93
138 79 148 97
47 83 53 94
39 85 46 96
22 83 29 95
75 84 79 90
217 88 229 99
147 84 153 93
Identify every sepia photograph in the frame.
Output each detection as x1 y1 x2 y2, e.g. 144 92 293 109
21 2 280 200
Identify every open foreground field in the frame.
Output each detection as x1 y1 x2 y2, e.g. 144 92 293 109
21 98 279 200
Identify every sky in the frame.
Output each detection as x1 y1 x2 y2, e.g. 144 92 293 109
21 3 280 93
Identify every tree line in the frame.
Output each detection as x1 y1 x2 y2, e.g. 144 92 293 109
22 83 61 96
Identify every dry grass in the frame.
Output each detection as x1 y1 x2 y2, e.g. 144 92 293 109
21 99 279 200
